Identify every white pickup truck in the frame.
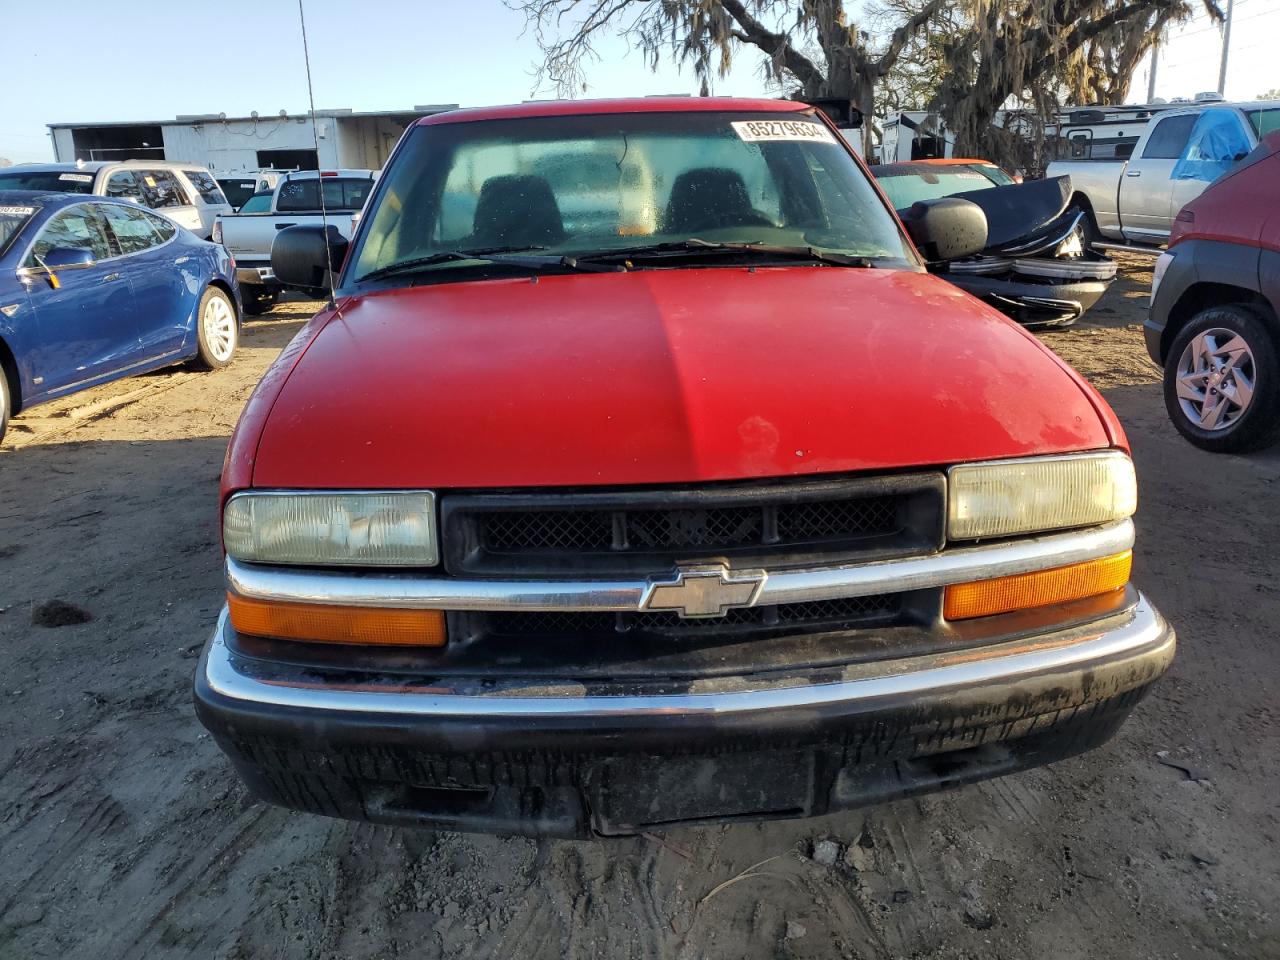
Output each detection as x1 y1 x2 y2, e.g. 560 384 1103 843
1047 101 1279 248
212 169 377 314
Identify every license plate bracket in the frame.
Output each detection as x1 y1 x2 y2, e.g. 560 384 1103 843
590 750 815 835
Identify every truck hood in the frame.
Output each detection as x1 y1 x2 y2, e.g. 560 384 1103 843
250 267 1113 489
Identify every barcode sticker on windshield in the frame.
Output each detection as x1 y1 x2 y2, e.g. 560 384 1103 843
58 173 94 183
731 120 837 144
0 206 36 216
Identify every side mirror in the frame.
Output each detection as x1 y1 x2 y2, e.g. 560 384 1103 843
272 224 349 295
42 247 96 269
899 198 989 262
806 98 863 129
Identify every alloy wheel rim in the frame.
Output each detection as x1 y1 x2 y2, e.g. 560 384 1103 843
1175 326 1256 432
203 296 236 363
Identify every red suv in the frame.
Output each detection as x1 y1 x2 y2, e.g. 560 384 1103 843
195 99 1173 837
1147 131 1280 452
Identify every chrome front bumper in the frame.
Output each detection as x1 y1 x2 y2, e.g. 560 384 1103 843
196 594 1173 835
202 592 1172 718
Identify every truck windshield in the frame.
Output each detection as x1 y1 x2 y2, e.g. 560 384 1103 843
351 111 914 283
219 179 259 209
0 170 95 194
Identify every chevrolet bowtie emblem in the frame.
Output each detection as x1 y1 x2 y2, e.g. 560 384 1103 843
641 563 767 619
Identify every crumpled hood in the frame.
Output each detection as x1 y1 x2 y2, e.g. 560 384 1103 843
250 266 1113 489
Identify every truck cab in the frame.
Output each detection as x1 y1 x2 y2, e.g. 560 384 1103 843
1049 101 1280 247
211 168 377 314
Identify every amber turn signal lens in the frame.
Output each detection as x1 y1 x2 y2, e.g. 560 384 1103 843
944 551 1131 621
227 593 447 646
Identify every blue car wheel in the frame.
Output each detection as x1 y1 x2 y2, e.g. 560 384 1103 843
193 287 239 370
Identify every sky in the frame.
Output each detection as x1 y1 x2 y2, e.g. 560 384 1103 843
1133 0 1279 103
1 0 1276 165
0 0 768 165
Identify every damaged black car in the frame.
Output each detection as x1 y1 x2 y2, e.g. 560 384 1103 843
871 161 1116 327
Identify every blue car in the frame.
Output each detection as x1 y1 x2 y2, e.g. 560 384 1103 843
0 191 241 444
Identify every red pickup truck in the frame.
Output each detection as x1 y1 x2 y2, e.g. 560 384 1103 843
196 98 1174 837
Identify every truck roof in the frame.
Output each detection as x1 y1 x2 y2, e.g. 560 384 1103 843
5 159 214 173
419 97 811 126
4 161 113 173
277 169 377 180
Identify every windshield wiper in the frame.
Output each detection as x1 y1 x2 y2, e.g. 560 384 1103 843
358 240 871 283
357 246 623 282
574 239 874 268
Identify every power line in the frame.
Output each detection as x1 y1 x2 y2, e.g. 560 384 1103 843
1175 7 1279 39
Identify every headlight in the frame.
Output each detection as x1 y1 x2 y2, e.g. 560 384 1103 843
947 452 1136 540
1055 226 1084 259
223 491 438 566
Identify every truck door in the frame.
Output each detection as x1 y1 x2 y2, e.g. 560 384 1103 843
1119 112 1198 242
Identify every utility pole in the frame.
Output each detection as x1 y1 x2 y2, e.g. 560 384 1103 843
1218 0 1234 96
1147 40 1160 103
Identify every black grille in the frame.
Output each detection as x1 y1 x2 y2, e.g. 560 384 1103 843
442 474 944 576
484 510 614 550
481 594 901 641
627 506 763 548
777 497 898 542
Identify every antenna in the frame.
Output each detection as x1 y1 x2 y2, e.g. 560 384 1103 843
297 0 337 310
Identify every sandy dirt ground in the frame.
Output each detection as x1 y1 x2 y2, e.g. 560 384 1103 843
1 258 1277 959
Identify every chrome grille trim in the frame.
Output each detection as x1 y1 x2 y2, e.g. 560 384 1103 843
225 520 1134 613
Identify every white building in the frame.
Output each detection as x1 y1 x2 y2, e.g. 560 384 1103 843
47 106 458 174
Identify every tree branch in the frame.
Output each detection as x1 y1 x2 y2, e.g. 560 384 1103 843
718 0 827 89
873 0 946 75
1063 0 1178 49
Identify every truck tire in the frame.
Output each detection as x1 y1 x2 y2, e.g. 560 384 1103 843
242 290 280 316
1077 202 1103 251
192 287 239 371
1163 304 1280 453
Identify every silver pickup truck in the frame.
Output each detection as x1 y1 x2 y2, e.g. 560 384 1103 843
1047 101 1278 248
212 169 376 314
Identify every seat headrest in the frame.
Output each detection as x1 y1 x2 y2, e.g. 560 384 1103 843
472 175 565 248
665 168 753 233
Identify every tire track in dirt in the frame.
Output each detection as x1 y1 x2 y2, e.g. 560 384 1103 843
6 371 205 450
118 806 281 958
